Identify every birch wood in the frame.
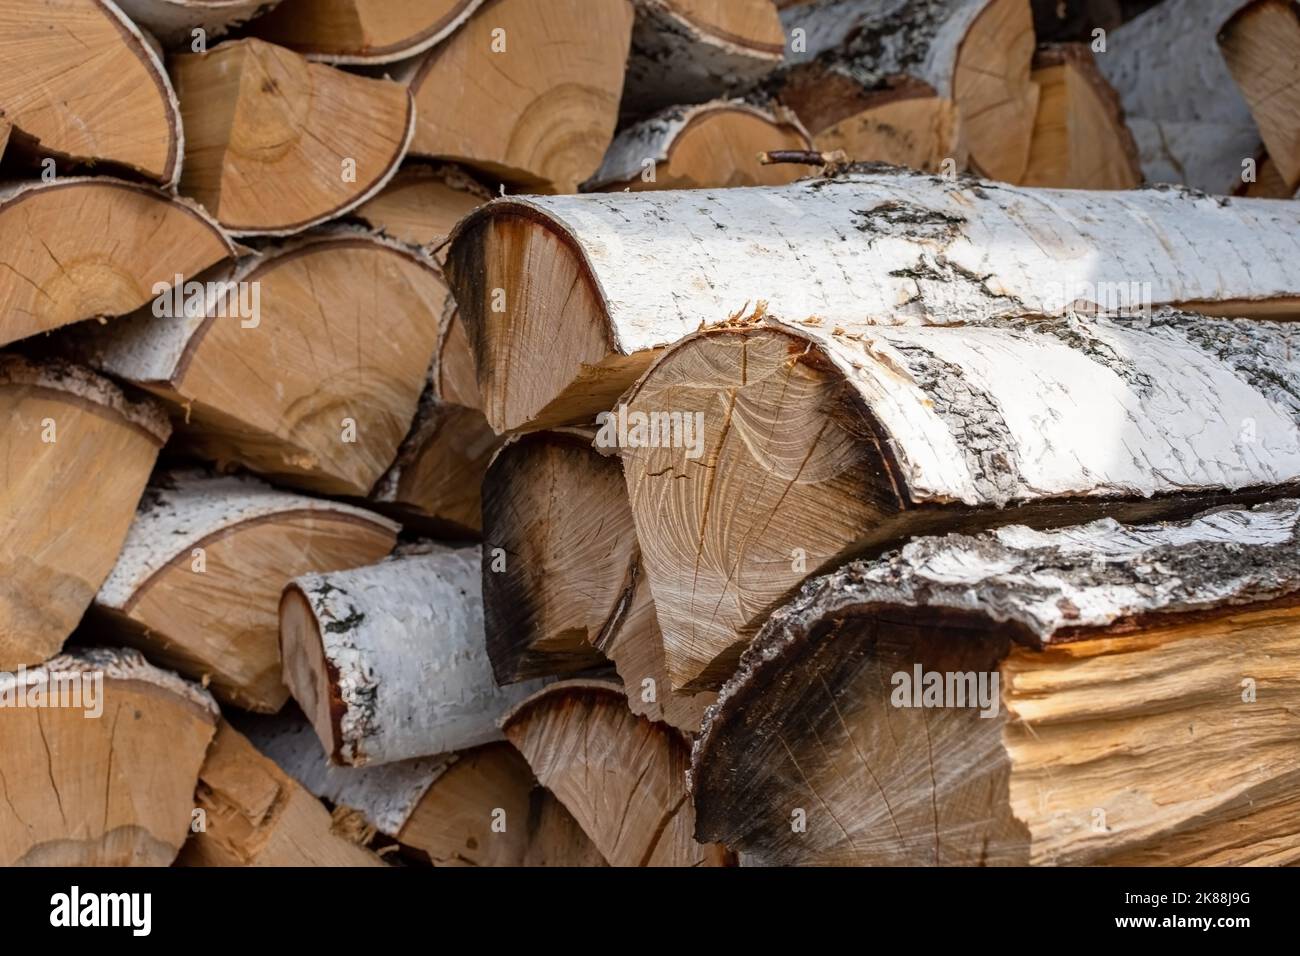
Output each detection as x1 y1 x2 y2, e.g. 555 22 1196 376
692 500 1300 865
250 0 486 64
115 0 284 46
353 163 489 260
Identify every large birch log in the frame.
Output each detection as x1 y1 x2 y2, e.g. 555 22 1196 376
69 231 448 496
115 0 284 47
501 679 733 866
1096 0 1259 194
621 0 785 117
583 100 811 191
621 310 1300 690
0 178 234 348
250 0 484 64
172 38 413 235
181 721 386 867
0 357 170 669
445 168 1300 433
0 0 182 186
400 0 634 194
92 470 398 711
353 163 489 259
0 649 218 866
692 500 1300 866
280 544 549 766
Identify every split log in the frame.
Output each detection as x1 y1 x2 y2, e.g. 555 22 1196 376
773 0 1038 182
1021 44 1140 189
172 38 414 235
0 648 218 866
70 232 448 497
691 500 1300 866
445 168 1300 434
622 0 786 116
400 0 634 193
353 163 490 258
1219 0 1300 193
0 357 170 670
621 311 1300 690
583 100 812 191
0 115 10 160
115 0 284 47
92 470 399 712
1097 0 1260 194
280 544 549 766
501 679 732 866
181 721 386 867
0 0 181 185
250 0 485 64
0 178 234 348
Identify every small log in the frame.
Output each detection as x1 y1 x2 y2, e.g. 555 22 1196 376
92 469 399 712
70 231 448 496
0 357 170 669
250 0 486 64
0 0 181 185
0 648 218 866
181 721 386 867
621 311 1300 690
353 163 490 258
172 37 414 235
0 178 234 348
501 679 733 866
115 0 284 47
583 100 812 191
692 501 1300 866
280 544 549 766
400 0 634 193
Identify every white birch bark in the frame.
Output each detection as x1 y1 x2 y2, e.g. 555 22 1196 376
0 354 171 445
1096 0 1259 194
286 544 551 767
113 0 284 48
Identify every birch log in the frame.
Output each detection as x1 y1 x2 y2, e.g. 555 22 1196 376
280 544 550 766
692 501 1300 866
446 168 1300 433
172 38 414 235
622 0 785 116
353 163 490 259
1096 0 1259 194
622 310 1300 690
69 231 448 497
0 357 170 670
501 679 733 866
0 649 218 866
92 470 398 711
0 178 234 348
0 0 182 186
584 100 812 191
250 0 485 64
115 0 284 47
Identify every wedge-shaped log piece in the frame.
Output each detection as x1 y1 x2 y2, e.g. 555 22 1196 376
623 0 785 115
73 232 447 496
251 0 486 64
0 178 234 348
584 100 811 191
0 648 217 866
1021 44 1140 189
446 168 1300 433
0 358 170 669
181 722 383 866
502 679 732 866
624 311 1300 690
172 38 413 235
280 544 549 766
401 0 634 193
93 470 398 712
693 501 1300 866
0 0 181 185
353 163 489 258
115 0 285 47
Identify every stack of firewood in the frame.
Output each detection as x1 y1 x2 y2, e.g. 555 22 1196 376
2 0 1298 868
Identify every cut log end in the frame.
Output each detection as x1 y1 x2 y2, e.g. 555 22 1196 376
250 0 487 64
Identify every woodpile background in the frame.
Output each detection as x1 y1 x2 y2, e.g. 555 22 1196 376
1 0 1298 868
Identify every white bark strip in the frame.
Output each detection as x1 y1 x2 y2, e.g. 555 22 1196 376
286 544 550 767
449 168 1300 359
0 355 171 444
113 0 284 48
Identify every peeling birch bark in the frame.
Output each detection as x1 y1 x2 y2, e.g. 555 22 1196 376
500 679 733 866
692 500 1300 866
280 544 550 766
446 167 1300 433
621 310 1300 690
92 469 398 711
0 648 218 866
249 0 485 64
115 0 284 47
